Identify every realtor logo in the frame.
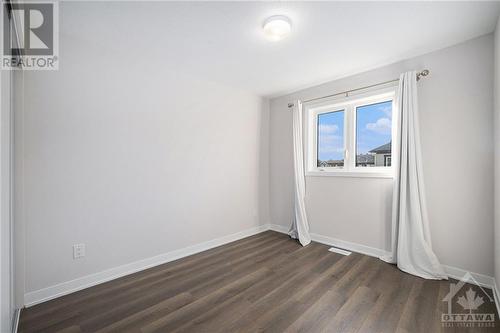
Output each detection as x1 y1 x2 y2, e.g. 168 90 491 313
1 1 58 69
441 272 495 328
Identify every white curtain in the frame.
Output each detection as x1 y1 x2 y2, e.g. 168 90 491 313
289 100 311 246
381 71 447 280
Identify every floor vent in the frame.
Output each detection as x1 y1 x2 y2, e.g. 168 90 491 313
328 247 352 256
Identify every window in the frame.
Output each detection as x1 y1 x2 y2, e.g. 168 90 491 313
384 156 391 167
306 87 395 177
317 110 345 168
356 100 393 168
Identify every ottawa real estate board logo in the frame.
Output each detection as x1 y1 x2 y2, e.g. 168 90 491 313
2 1 58 70
441 272 496 329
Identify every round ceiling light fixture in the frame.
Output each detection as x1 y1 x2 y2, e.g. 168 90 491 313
263 15 292 41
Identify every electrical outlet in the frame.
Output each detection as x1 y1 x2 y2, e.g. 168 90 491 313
73 243 85 259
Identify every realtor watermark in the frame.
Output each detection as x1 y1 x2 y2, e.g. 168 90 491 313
441 272 496 329
1 1 59 70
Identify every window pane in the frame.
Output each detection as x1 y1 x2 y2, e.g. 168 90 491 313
356 101 392 167
317 110 344 168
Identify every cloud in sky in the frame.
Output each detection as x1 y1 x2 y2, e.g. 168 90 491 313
366 117 391 134
319 124 339 134
319 134 343 155
379 105 392 119
317 109 345 159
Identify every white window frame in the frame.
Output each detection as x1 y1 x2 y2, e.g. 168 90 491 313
305 86 397 178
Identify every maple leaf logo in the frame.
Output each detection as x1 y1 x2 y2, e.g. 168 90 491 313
457 288 484 313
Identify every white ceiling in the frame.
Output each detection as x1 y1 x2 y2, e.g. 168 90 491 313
65 1 500 97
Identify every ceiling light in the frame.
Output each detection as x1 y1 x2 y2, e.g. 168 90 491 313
263 15 292 41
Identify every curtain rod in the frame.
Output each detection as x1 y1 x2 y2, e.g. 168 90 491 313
288 69 430 107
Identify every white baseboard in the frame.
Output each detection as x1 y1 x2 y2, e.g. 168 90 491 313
269 223 497 291
24 224 269 307
12 308 20 333
268 223 389 258
442 265 496 289
268 223 288 234
310 233 390 259
23 223 499 314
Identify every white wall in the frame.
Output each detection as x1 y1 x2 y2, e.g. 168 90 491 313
13 69 25 312
494 16 500 290
270 35 495 276
1 65 13 333
18 3 268 297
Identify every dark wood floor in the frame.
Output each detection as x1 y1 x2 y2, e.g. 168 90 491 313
19 231 499 333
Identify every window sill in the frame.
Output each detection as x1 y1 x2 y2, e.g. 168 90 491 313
305 171 394 179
